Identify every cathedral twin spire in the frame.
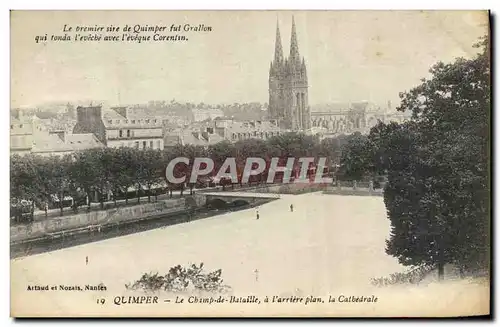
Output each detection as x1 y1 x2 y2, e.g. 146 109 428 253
268 16 310 131
274 22 284 64
271 16 306 75
289 16 300 64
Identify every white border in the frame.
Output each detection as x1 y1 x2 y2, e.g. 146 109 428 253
3 1 498 10
2 1 497 326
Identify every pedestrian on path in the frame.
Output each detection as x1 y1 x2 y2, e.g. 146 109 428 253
86 256 89 265
290 204 294 212
256 210 260 220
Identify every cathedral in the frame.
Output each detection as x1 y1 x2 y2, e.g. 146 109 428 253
268 17 311 131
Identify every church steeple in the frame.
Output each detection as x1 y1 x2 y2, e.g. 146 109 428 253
269 16 310 131
273 20 284 64
289 16 300 65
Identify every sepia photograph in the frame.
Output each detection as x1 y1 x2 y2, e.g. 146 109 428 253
9 10 490 317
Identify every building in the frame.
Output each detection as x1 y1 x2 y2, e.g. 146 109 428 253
164 117 286 148
35 115 77 134
268 17 311 131
164 128 225 149
310 101 411 136
191 108 224 122
10 109 103 157
213 118 285 142
10 110 34 155
73 105 164 150
30 131 103 157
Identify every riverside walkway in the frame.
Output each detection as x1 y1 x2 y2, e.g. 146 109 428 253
202 191 282 199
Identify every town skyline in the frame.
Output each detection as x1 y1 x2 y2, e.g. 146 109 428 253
11 11 487 108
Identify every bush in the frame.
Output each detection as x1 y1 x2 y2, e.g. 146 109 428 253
125 262 231 294
371 264 435 287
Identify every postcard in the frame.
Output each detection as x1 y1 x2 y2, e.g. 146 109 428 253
10 10 490 317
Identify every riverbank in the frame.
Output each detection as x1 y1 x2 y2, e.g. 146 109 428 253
228 183 383 197
11 197 188 244
11 198 274 259
10 183 384 246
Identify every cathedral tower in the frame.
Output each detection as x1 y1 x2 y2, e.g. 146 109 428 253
268 17 310 131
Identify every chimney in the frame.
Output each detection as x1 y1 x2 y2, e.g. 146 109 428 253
73 105 106 145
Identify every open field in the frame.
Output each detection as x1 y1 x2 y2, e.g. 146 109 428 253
11 192 489 317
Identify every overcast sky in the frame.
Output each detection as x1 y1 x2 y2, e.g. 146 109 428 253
11 10 488 108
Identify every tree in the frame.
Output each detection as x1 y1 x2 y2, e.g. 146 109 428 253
70 150 101 210
136 149 164 203
182 145 207 195
163 144 190 198
318 137 343 166
89 149 112 209
265 133 320 183
11 155 39 202
209 141 236 190
108 147 136 206
234 139 269 185
10 154 41 221
73 148 113 210
267 132 318 158
338 132 374 181
382 36 490 279
45 155 73 216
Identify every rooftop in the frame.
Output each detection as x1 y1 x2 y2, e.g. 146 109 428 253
164 129 225 147
223 120 282 134
32 133 72 154
34 116 76 132
311 102 382 114
102 108 163 128
66 133 104 150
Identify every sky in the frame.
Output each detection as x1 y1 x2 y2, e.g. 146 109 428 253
10 10 488 108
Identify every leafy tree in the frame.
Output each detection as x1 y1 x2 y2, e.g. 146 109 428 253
366 121 404 176
70 150 101 210
234 139 270 185
209 141 236 190
136 149 164 203
45 155 73 216
108 147 136 206
10 154 41 220
11 155 38 202
100 149 115 208
382 36 490 279
267 132 318 158
339 132 374 181
318 137 343 165
265 133 320 183
182 145 208 195
163 144 189 197
209 141 236 169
